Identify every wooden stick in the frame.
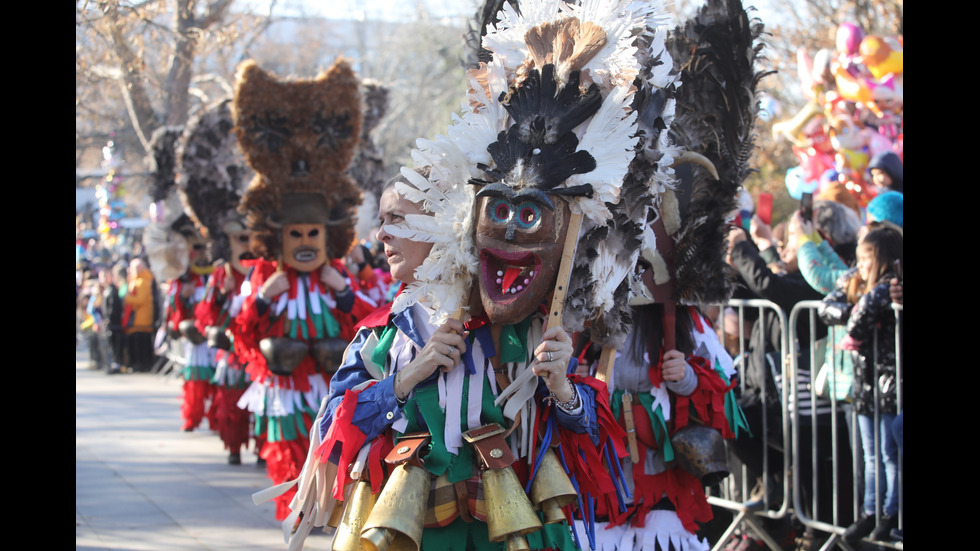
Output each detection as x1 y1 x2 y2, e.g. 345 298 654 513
546 211 584 330
494 210 584 406
621 393 641 463
595 345 616 383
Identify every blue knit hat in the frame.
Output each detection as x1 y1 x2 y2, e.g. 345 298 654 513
866 191 903 228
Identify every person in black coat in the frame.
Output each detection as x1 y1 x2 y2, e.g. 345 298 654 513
102 262 128 374
724 210 852 535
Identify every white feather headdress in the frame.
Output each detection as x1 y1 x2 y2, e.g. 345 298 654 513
387 0 680 343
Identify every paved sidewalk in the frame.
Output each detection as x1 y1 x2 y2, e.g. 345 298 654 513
75 346 332 551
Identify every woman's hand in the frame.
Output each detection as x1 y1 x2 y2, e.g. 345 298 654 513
394 318 468 400
661 349 688 383
532 326 575 402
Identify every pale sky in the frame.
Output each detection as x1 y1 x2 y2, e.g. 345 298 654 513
257 0 480 23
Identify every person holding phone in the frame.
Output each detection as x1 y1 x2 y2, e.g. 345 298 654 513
725 210 842 535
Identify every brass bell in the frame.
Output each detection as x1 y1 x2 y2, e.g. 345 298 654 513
464 424 542 551
360 434 432 551
327 481 353 531
483 467 542 551
333 480 377 551
360 463 429 551
528 448 577 524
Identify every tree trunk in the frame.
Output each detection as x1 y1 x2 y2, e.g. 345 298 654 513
102 0 160 152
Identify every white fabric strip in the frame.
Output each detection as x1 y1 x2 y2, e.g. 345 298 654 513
296 276 308 320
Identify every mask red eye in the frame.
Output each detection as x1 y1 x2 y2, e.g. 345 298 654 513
490 199 511 223
517 204 540 229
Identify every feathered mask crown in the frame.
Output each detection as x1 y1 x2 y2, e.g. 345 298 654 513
385 0 679 348
233 58 364 260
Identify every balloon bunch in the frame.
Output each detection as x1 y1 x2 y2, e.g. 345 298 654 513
773 22 903 206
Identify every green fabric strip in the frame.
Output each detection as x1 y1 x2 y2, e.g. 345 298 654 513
714 358 752 438
418 512 574 551
311 311 324 339
411 384 455 478
257 414 302 443
182 364 216 382
498 318 531 364
402 374 508 483
420 516 501 551
322 299 340 338
636 392 673 462
372 325 397 374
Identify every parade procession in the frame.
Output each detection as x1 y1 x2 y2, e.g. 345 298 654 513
77 1 903 550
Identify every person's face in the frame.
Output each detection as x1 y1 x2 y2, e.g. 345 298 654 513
856 243 873 282
282 223 328 273
227 230 254 275
870 168 892 190
473 186 568 325
186 234 210 268
779 236 800 273
376 187 432 284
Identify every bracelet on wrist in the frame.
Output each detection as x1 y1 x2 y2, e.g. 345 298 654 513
394 372 408 407
550 384 580 411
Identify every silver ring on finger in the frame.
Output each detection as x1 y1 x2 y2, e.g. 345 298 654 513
547 351 554 363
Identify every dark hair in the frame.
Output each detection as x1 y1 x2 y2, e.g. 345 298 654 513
847 225 903 303
627 303 696 364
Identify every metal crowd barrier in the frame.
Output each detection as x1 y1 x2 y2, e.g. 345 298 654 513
708 298 793 551
152 334 188 377
706 298 903 551
788 301 903 551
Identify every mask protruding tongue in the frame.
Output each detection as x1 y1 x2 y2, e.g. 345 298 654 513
501 267 522 292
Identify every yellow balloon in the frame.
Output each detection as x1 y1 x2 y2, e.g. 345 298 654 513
860 35 903 80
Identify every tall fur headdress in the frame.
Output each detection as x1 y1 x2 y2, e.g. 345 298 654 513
385 0 679 349
233 58 364 261
176 98 252 264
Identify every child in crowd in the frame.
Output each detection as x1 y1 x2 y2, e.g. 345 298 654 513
817 226 903 543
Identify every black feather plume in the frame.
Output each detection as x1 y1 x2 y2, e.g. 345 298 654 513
146 126 185 204
176 98 251 263
483 65 600 192
668 0 773 306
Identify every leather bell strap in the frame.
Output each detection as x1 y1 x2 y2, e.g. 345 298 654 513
386 433 431 467
463 424 515 471
621 393 640 464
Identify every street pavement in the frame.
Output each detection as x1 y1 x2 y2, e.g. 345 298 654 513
75 345 332 551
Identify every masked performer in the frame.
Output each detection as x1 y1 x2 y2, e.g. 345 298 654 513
143 126 218 432
573 1 765 548
177 98 257 464
230 58 375 520
275 1 712 549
